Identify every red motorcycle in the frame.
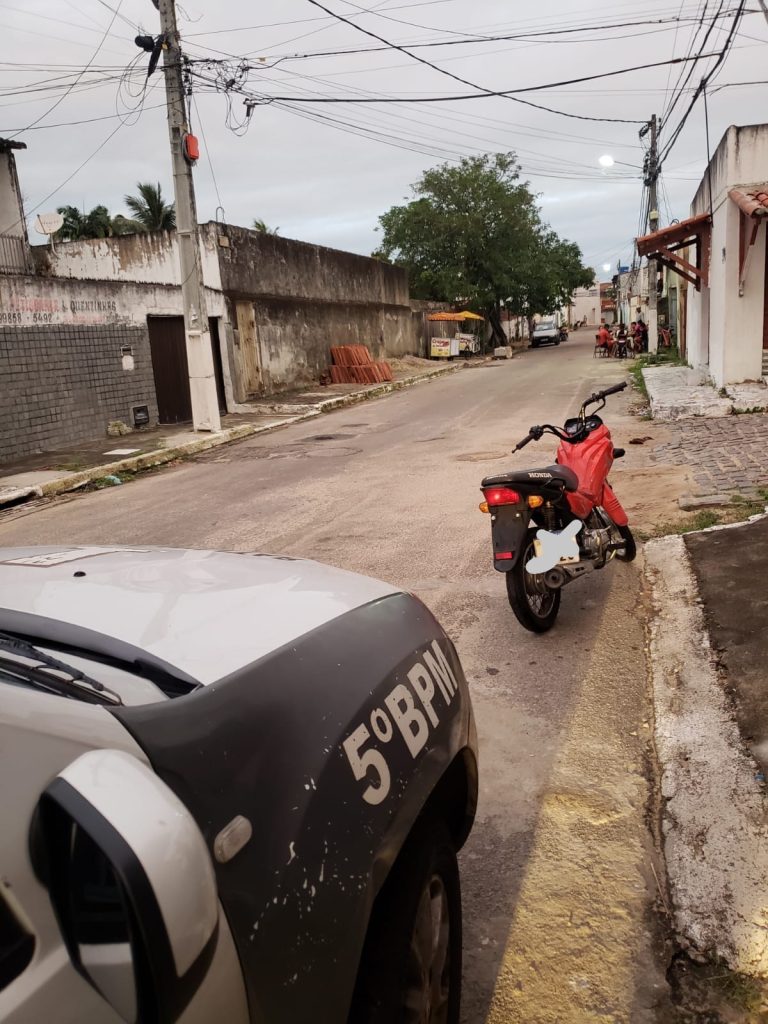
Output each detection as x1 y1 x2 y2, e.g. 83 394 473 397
479 382 636 633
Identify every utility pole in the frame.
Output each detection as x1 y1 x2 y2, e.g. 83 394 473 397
645 114 660 354
156 0 220 431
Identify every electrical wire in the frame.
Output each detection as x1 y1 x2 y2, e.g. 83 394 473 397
192 94 225 216
1 121 126 235
276 0 647 123
7 0 126 139
234 7 750 61
657 0 745 163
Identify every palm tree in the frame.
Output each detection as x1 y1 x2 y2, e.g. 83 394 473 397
56 204 116 241
252 218 279 235
110 214 146 236
124 182 176 231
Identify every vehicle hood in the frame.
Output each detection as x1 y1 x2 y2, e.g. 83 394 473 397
0 547 398 685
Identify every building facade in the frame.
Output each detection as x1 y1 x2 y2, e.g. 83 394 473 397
639 123 768 386
0 145 421 464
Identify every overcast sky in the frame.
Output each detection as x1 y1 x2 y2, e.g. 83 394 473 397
2 0 767 280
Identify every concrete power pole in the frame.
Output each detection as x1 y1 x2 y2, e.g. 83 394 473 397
646 114 659 355
157 0 220 432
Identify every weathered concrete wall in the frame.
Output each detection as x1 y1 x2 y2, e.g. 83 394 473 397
217 226 416 394
0 272 226 328
245 296 412 392
216 226 408 305
0 143 33 273
32 226 222 289
36 223 419 397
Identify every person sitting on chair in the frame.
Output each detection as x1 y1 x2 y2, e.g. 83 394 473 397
597 323 613 356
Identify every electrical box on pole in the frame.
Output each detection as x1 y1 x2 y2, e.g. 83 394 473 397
156 0 221 432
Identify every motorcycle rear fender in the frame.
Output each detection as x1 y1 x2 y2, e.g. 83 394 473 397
489 506 530 572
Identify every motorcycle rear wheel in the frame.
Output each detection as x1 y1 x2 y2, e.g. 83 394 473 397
506 530 561 633
615 524 637 562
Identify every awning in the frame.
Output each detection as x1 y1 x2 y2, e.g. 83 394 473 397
636 212 711 291
427 311 484 321
729 187 768 295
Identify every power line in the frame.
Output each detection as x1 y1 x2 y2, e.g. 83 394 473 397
191 49 725 122
657 0 746 163
192 94 225 215
7 0 126 139
240 7 751 60
1 121 126 235
296 0 647 123
2 102 166 132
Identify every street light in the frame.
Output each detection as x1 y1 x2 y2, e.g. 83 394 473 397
598 154 615 168
602 263 611 273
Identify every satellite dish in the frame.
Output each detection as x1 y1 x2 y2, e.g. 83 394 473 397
34 211 64 236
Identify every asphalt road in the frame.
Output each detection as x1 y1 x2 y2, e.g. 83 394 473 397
0 333 667 1022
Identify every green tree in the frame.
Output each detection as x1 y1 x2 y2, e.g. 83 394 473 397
110 214 145 236
507 231 594 336
252 218 280 235
123 182 175 231
375 153 591 344
56 204 116 241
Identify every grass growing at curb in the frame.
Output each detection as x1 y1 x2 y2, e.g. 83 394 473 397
629 347 687 401
638 490 768 540
671 955 768 1021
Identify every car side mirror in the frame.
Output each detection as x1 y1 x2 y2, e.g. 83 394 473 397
33 749 219 1024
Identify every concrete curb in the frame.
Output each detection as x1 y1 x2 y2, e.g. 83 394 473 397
645 528 768 977
0 363 462 508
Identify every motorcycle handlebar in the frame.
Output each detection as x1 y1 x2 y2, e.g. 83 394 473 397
514 432 536 451
589 381 627 403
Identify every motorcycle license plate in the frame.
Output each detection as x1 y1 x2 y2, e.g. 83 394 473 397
533 531 580 564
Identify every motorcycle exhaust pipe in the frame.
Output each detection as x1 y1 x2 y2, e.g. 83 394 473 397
544 567 566 588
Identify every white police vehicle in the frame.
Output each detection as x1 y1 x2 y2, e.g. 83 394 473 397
0 547 478 1024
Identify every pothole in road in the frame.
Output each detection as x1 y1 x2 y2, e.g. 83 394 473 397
307 432 358 442
206 443 362 462
455 451 509 462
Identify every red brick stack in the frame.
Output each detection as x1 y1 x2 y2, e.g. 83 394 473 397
328 345 393 384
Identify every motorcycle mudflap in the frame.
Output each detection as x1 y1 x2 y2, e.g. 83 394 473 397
490 507 529 571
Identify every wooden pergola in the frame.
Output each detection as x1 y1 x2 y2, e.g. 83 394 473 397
636 213 711 291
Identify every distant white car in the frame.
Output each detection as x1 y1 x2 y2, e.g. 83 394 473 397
531 320 561 348
0 547 478 1024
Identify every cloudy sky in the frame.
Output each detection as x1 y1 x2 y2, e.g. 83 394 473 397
2 0 767 279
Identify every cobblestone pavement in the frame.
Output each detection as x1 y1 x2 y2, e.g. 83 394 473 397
652 413 768 497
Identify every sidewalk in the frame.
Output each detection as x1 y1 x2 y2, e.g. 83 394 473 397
0 357 466 509
645 513 768 1006
643 364 768 421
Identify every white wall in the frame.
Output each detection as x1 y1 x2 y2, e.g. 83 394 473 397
686 281 709 375
689 124 768 386
570 282 599 325
35 224 223 290
0 149 25 238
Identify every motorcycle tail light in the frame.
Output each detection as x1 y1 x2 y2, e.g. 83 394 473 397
482 486 520 506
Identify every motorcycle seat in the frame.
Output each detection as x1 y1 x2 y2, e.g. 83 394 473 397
482 465 579 493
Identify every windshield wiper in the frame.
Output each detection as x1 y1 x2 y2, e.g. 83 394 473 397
0 631 122 706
